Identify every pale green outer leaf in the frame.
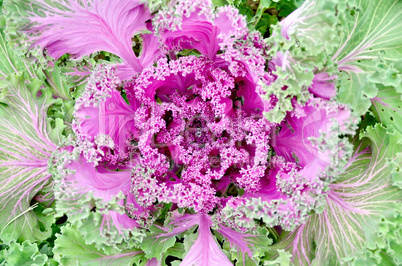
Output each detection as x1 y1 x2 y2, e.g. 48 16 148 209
337 71 378 116
43 66 73 101
2 0 56 66
141 225 187 261
5 241 48 266
265 0 402 120
267 124 402 265
333 0 402 73
334 0 402 115
140 214 199 261
53 224 145 266
2 1 91 96
349 205 402 265
371 85 402 135
390 152 402 189
0 28 43 81
264 249 293 266
0 74 60 243
215 226 272 266
263 0 342 122
161 242 185 264
44 258 59 266
0 249 6 265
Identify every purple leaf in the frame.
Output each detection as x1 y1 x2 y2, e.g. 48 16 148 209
26 0 155 74
181 215 232 266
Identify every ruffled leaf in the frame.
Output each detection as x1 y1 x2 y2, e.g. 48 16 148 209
0 74 60 244
50 151 145 252
216 225 272 265
4 241 48 266
265 0 402 121
350 205 402 265
334 0 402 115
141 213 200 261
371 85 402 134
268 124 402 265
53 224 146 266
5 0 156 76
0 27 43 81
263 0 343 122
264 249 293 266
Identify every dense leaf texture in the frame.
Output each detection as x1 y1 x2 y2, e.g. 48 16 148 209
0 73 60 243
334 0 402 115
265 0 402 120
4 0 156 76
53 224 145 265
4 241 48 265
269 125 402 265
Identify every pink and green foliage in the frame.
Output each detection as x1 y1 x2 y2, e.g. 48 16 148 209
181 215 233 265
0 73 60 243
268 125 402 265
0 0 401 265
24 0 153 72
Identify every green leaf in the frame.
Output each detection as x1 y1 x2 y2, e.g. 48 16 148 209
334 1 402 73
0 74 61 244
0 249 6 265
256 13 278 36
141 214 199 261
216 226 272 265
212 0 228 6
273 0 305 17
44 258 59 266
236 1 257 24
265 0 402 120
267 124 402 265
264 249 293 266
3 0 93 96
49 179 145 254
263 0 342 122
333 0 402 115
337 71 378 115
2 0 54 63
370 85 402 135
141 226 182 261
6 241 48 266
43 66 73 101
161 242 185 265
0 28 43 81
53 224 145 266
0 14 77 136
351 206 402 265
251 0 272 26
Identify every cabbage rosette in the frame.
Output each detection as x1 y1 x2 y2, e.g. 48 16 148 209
0 0 401 265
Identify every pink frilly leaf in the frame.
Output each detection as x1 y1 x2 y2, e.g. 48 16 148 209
25 0 157 75
181 215 232 266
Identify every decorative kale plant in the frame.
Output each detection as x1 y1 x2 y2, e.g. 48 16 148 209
0 0 401 265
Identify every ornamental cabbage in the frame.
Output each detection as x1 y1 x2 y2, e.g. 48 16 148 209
0 0 400 265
